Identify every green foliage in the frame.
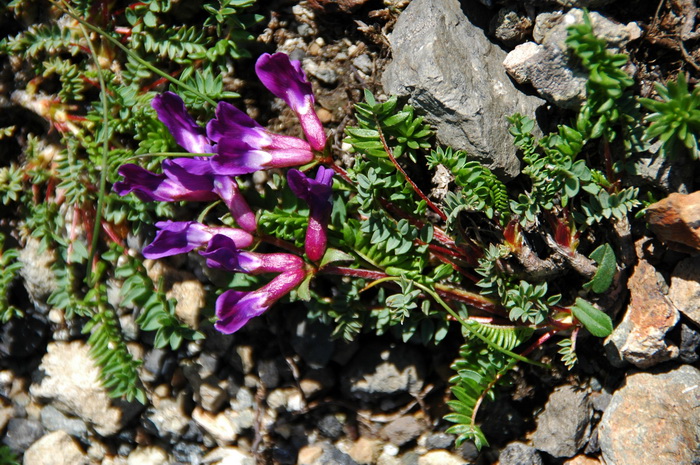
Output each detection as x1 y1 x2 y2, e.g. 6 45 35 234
0 0 258 400
445 336 520 449
583 244 617 293
557 338 578 369
640 73 700 160
570 297 613 337
427 147 510 224
0 445 19 465
0 234 23 323
566 9 635 142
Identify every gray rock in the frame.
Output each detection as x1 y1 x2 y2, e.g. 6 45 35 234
146 394 190 438
491 6 533 48
599 365 700 465
299 442 357 465
424 432 454 450
625 150 694 194
318 414 344 439
258 359 281 389
679 323 700 363
499 442 543 465
22 430 89 465
531 385 593 458
381 416 423 446
18 237 57 311
40 405 87 437
29 341 142 436
141 348 173 384
3 418 44 454
290 316 335 369
382 0 544 180
0 316 48 359
504 9 641 109
341 342 425 401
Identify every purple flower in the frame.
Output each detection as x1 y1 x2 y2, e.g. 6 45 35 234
152 92 211 153
214 267 307 334
201 234 304 273
207 102 315 176
255 53 327 152
287 166 334 262
142 221 253 259
113 161 218 203
114 158 257 232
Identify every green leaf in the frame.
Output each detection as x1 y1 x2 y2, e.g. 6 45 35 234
584 243 617 293
570 297 613 337
320 248 355 268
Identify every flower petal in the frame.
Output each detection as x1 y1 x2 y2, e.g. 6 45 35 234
255 53 327 151
114 164 217 203
152 92 210 153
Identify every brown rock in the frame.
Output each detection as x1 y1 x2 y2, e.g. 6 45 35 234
381 416 424 446
605 240 679 368
348 437 383 465
668 256 700 327
599 365 700 465
564 455 602 465
646 191 700 251
297 445 324 465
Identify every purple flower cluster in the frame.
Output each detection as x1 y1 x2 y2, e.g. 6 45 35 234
115 53 334 334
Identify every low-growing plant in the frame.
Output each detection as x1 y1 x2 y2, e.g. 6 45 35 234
0 3 696 453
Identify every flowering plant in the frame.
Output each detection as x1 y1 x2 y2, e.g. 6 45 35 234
116 52 333 334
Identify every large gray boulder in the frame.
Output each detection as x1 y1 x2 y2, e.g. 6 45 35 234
382 0 544 180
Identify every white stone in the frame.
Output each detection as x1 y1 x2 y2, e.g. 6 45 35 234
29 341 141 436
126 446 169 465
23 430 88 465
203 446 254 465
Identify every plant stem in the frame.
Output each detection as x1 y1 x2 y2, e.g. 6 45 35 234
52 0 217 107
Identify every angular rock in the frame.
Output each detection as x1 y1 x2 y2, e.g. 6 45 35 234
599 365 700 465
491 6 533 48
202 446 254 465
3 418 44 455
669 257 700 327
605 243 679 368
380 416 423 446
382 0 544 179
0 316 49 359
298 442 357 465
424 432 454 450
146 393 190 438
531 385 593 458
341 342 425 401
318 414 344 440
564 455 603 465
29 341 142 436
168 279 206 329
417 450 466 465
40 405 87 437
192 407 240 444
22 430 88 465
646 191 700 251
290 316 335 369
126 446 169 465
18 237 57 311
348 437 382 465
679 323 700 363
504 9 641 109
499 442 543 465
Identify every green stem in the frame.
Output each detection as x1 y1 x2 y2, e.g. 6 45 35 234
73 9 109 287
53 0 217 107
371 276 548 368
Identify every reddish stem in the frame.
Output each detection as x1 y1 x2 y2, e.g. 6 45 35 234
374 117 447 221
